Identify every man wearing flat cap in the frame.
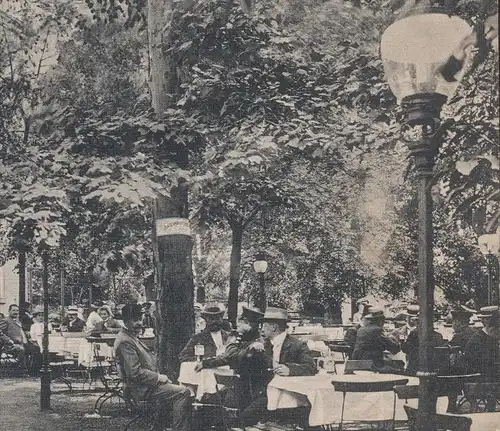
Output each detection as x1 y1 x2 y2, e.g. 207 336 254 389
463 306 500 382
401 305 445 375
178 304 231 363
240 307 316 426
352 307 402 371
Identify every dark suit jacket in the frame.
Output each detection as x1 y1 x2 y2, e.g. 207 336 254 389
65 318 86 332
402 329 445 374
463 329 500 380
448 326 476 350
352 324 401 368
114 328 160 400
0 317 28 345
178 329 231 362
275 334 317 376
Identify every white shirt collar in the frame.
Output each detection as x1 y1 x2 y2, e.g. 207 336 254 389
271 330 287 347
210 330 223 348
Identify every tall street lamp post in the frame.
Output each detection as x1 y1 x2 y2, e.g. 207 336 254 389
40 250 51 410
253 255 268 312
478 232 500 305
380 8 473 431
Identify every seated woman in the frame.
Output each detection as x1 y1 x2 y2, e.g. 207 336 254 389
90 306 122 336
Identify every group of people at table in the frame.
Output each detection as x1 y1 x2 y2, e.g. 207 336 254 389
0 301 155 375
2 298 499 430
113 301 500 430
344 303 500 380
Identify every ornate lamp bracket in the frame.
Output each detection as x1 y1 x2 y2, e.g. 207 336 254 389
400 93 447 177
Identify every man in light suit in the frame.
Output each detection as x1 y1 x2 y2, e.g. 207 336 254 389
114 304 192 431
178 304 232 363
240 307 317 426
0 304 29 370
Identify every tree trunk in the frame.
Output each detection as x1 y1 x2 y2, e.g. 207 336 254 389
155 193 194 379
148 0 172 118
18 251 26 305
148 0 195 378
228 224 243 324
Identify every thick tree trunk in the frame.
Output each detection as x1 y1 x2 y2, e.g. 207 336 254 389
155 192 194 380
228 224 243 324
148 0 195 379
148 0 172 118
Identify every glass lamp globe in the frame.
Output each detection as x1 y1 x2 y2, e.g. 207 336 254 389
380 13 473 102
253 260 268 274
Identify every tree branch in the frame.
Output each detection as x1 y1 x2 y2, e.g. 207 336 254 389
242 205 261 229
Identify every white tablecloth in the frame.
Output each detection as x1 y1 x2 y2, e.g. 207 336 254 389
178 361 232 400
463 412 500 431
78 339 114 365
267 373 423 427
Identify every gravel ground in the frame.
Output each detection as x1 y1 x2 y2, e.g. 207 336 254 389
0 377 131 431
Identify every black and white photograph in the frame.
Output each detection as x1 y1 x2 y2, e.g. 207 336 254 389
0 0 498 430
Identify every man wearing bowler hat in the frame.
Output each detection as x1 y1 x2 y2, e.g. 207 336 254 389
352 307 401 371
240 307 316 426
178 303 231 363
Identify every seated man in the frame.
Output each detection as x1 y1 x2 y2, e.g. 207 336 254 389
0 304 29 371
178 304 231 363
448 308 475 349
401 307 445 375
352 307 401 371
391 304 419 342
61 306 86 332
240 307 317 426
114 304 192 431
463 306 500 381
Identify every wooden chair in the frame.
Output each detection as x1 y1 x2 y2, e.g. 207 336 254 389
436 374 482 413
214 370 245 431
403 405 472 431
462 382 500 412
332 377 409 431
343 359 374 374
327 343 351 363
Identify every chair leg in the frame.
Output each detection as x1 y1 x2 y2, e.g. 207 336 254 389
392 393 397 431
339 392 346 431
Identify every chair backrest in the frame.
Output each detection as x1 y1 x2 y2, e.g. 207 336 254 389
436 374 482 395
344 360 374 374
332 378 409 393
394 384 419 401
403 405 472 431
464 382 500 398
214 370 239 389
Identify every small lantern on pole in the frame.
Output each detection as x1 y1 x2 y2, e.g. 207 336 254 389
253 253 268 312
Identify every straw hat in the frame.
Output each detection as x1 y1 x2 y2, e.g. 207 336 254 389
200 304 225 317
260 307 289 321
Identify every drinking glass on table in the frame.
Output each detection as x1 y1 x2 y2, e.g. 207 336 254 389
195 344 205 362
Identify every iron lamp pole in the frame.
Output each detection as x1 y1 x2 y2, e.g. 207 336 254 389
381 9 473 431
253 256 268 312
478 233 500 305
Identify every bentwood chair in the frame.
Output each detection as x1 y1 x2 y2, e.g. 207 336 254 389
213 370 245 431
332 377 409 431
436 374 482 413
462 382 500 412
343 359 374 374
403 405 472 431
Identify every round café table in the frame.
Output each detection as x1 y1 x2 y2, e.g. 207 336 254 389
178 361 234 401
268 372 418 427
